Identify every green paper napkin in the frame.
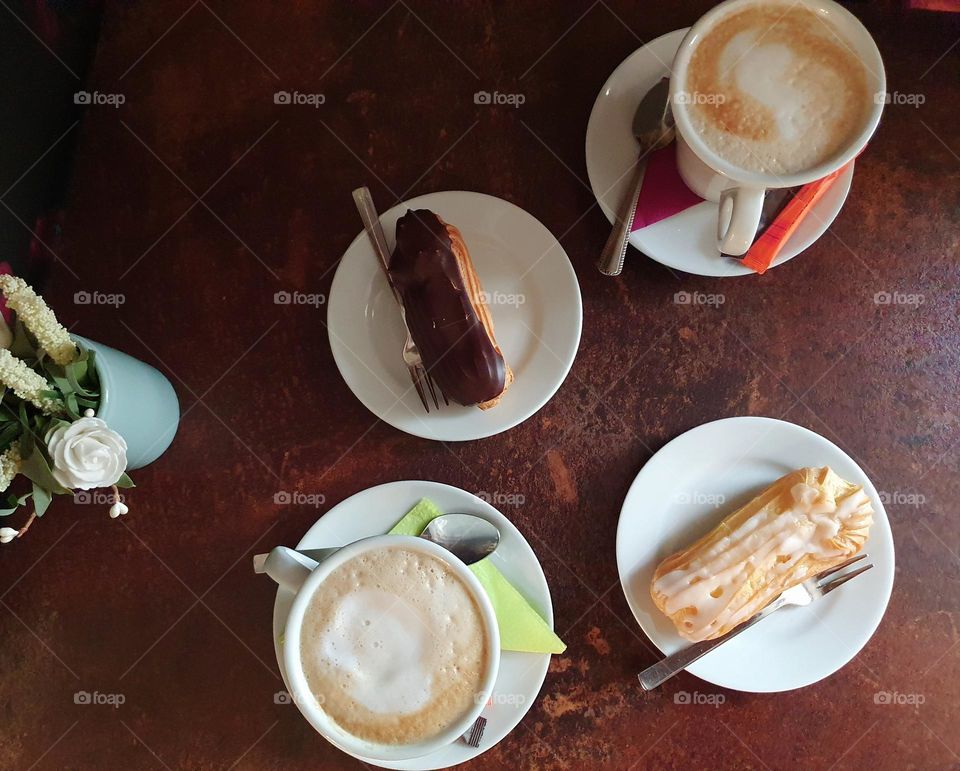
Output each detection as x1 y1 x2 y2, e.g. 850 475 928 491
389 498 566 655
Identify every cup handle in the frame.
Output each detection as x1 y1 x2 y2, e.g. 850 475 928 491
263 546 319 593
718 186 764 257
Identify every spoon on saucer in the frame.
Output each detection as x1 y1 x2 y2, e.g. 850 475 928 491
597 77 675 276
252 513 500 576
420 513 501 563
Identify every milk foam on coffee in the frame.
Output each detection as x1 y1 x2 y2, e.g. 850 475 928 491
684 2 871 175
300 547 487 746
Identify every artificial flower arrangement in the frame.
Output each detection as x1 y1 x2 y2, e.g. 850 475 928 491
0 276 131 545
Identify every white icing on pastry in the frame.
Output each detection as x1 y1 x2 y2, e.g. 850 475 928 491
653 476 872 641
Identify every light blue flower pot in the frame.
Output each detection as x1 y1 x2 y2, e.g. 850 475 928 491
74 336 180 470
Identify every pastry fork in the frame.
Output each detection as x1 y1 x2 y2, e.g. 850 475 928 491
638 553 873 690
352 187 446 412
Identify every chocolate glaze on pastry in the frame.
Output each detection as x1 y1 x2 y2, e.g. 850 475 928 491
389 209 509 407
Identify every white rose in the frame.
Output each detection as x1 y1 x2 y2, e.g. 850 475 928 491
46 417 127 490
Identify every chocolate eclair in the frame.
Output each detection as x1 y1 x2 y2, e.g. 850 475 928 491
389 209 512 409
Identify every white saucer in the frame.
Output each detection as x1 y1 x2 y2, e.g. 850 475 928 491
616 416 894 692
328 191 582 441
272 480 555 769
585 29 855 277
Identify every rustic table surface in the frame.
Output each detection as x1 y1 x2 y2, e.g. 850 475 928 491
2 1 958 768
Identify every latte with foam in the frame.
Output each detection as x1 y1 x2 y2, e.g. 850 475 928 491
682 2 871 175
299 546 488 746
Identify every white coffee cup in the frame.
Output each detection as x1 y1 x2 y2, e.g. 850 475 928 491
669 0 886 256
272 535 500 762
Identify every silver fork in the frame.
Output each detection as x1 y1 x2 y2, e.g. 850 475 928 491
460 715 486 748
352 187 446 412
402 331 443 412
638 554 873 690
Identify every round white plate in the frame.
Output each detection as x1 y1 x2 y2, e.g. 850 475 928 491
616 416 894 692
328 191 582 441
585 30 854 277
272 480 555 770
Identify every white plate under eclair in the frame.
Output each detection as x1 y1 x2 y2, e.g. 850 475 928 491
328 191 582 441
616 417 895 692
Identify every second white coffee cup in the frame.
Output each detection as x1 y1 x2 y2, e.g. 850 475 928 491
669 0 886 256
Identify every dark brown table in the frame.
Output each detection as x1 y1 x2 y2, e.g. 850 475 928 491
2 1 958 768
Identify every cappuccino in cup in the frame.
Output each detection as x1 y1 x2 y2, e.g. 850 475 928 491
670 0 885 255
682 2 872 176
299 545 489 746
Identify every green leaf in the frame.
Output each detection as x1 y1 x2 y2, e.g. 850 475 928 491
0 401 17 422
18 445 70 496
0 421 22 452
85 350 101 395
115 473 136 489
51 375 71 392
9 319 38 361
0 491 32 517
18 424 34 458
31 482 52 517
65 363 97 399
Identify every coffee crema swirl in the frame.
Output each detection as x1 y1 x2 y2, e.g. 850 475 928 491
684 3 871 175
300 546 488 746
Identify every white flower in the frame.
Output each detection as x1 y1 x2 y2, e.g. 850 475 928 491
0 441 21 493
0 275 77 365
0 349 62 414
0 527 18 544
46 417 127 490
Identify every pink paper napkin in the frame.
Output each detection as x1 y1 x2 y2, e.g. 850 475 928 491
630 144 702 232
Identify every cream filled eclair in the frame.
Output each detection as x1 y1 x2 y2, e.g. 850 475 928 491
389 209 513 409
651 467 872 642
